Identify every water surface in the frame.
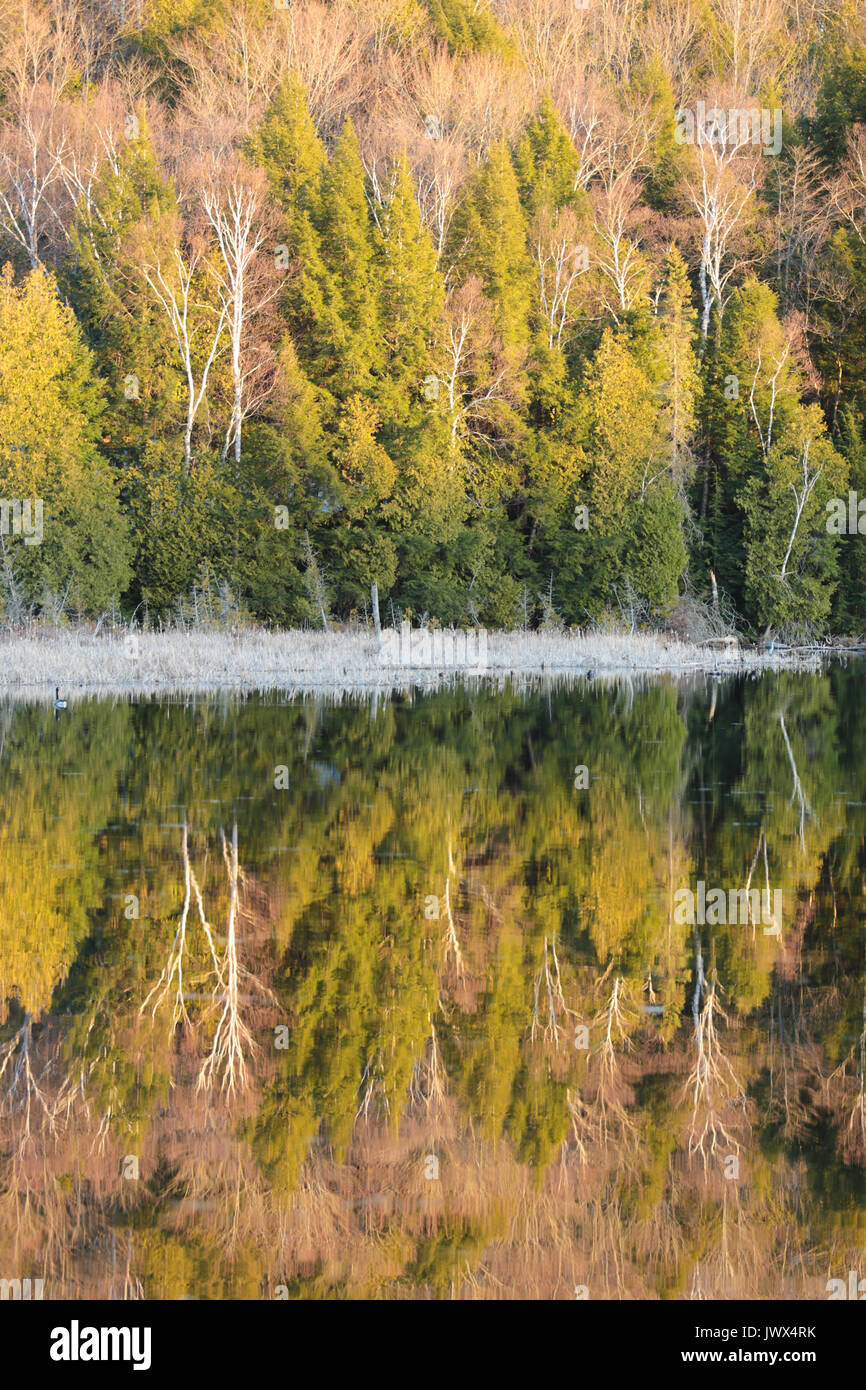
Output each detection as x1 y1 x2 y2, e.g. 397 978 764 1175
1 669 864 1299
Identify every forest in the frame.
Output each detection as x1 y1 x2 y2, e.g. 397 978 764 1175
2 0 866 638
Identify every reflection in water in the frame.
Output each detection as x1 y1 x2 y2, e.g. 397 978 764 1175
0 671 865 1300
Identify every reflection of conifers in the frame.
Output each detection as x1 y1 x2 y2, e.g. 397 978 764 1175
3 679 866 1300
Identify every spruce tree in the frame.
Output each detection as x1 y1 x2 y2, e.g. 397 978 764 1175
306 118 384 401
514 94 581 217
245 75 325 214
656 246 701 481
0 264 132 614
447 139 535 358
702 278 802 617
61 111 180 468
375 155 445 426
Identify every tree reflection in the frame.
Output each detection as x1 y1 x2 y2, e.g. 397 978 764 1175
0 675 864 1299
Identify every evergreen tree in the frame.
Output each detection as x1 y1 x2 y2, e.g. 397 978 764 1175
572 327 686 617
0 264 131 614
742 404 847 633
245 75 325 214
831 405 866 631
447 139 535 359
61 111 180 469
307 118 385 402
375 155 445 427
514 94 581 217
656 246 701 481
702 278 802 617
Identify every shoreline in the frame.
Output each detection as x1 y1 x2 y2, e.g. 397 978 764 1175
0 627 838 700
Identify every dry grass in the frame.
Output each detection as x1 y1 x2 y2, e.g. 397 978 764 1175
0 624 825 701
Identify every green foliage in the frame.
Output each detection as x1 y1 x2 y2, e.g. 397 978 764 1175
424 0 513 57
813 3 866 156
742 405 847 633
447 139 535 356
244 75 325 213
0 264 131 615
61 114 180 469
2 12 865 635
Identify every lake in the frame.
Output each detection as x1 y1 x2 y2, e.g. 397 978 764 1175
1 668 864 1300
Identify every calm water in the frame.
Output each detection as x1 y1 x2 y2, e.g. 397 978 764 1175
1 669 865 1300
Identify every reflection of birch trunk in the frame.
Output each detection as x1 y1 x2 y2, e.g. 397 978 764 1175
530 935 575 1047
140 820 221 1029
142 822 263 1097
590 977 636 1142
408 1016 447 1113
596 977 632 1078
197 825 258 1096
567 977 637 1162
566 1089 590 1164
743 827 778 936
778 712 812 854
441 874 465 979
356 1048 388 1123
683 952 746 1171
0 1011 56 1146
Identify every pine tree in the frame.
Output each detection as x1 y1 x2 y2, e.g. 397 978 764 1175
656 247 701 481
375 155 445 426
703 278 803 616
245 75 325 214
631 56 684 210
572 327 686 616
61 110 180 468
305 118 384 401
813 4 866 157
447 139 535 358
0 264 131 614
742 404 847 634
831 405 866 630
425 0 512 56
514 94 581 217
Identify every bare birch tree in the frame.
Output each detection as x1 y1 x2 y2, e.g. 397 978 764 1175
531 204 591 348
200 162 280 467
0 93 70 266
684 118 760 348
433 277 525 446
136 214 229 472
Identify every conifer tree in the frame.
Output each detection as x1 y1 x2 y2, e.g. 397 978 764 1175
0 264 131 614
514 94 580 217
656 246 701 482
703 278 803 616
61 111 180 468
245 75 325 215
308 118 384 401
375 155 444 427
742 403 847 633
447 139 534 359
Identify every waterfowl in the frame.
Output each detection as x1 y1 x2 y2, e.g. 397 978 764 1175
53 687 67 711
